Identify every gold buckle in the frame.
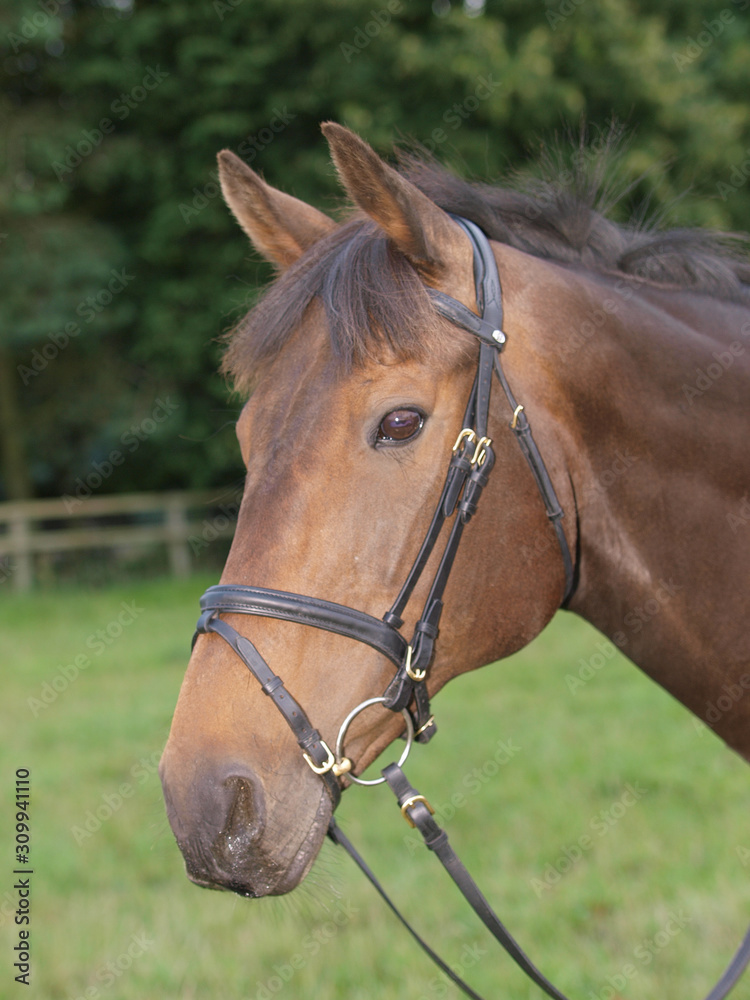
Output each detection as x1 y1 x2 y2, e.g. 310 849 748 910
302 741 335 775
510 404 524 430
452 428 477 453
470 435 492 467
404 645 426 682
453 429 491 466
400 794 435 828
414 715 435 738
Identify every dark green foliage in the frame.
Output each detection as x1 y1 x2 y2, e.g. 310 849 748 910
1 0 748 498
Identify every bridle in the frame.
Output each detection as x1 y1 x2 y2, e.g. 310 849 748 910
196 215 574 805
193 217 750 1000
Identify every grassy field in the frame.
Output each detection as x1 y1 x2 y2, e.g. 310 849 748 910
2 574 749 1000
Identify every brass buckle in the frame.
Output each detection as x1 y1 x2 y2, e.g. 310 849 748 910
302 740 336 775
453 429 490 466
404 645 426 682
452 427 477 453
414 714 435 738
470 435 492 467
510 404 524 430
400 794 435 828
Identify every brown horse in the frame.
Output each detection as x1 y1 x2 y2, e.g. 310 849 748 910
160 123 750 906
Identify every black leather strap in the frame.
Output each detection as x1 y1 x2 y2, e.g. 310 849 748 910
363 764 750 1000
428 289 506 349
381 216 507 721
705 930 750 1000
430 216 575 606
383 764 571 1000
327 818 487 1000
200 584 408 667
198 585 438 744
492 355 575 604
428 214 506 353
384 414 475 627
195 612 342 807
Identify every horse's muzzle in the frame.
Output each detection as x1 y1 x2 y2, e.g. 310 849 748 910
159 756 330 897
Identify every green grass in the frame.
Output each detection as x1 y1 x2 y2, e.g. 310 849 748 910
3 575 749 1000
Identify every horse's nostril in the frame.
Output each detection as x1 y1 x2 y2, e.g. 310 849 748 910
212 774 265 865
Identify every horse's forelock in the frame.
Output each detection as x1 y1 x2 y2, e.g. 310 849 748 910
221 218 468 394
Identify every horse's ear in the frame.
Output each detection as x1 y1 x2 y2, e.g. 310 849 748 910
321 122 473 291
217 149 337 268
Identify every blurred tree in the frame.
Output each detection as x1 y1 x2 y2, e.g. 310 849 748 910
0 0 748 499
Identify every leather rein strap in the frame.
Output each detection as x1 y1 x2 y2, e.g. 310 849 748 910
329 765 750 1000
193 217 750 999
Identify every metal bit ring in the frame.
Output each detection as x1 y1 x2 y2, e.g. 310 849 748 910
335 696 414 786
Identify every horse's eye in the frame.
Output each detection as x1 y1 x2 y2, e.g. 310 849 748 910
377 408 424 444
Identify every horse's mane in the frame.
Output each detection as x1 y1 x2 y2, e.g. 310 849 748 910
224 137 750 391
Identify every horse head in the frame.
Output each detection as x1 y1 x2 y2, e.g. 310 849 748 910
159 124 575 896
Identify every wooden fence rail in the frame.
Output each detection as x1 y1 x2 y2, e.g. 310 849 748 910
0 490 240 592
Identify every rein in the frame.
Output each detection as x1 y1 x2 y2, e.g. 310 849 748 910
194 217 750 999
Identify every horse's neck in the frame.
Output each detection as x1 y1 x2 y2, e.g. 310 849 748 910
560 284 750 754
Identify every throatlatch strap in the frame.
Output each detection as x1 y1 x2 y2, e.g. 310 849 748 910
492 355 575 604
